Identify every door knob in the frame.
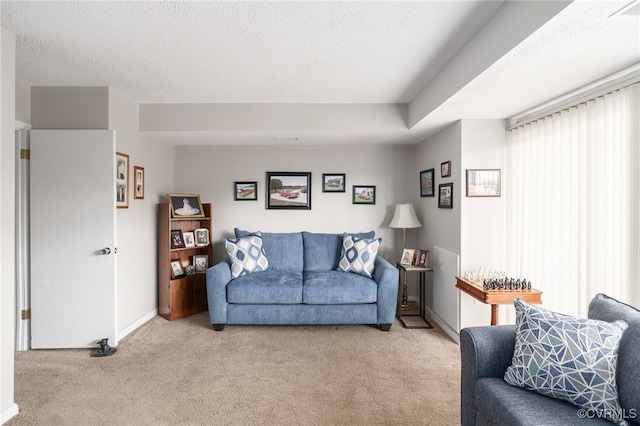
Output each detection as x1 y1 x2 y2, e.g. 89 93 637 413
100 247 111 255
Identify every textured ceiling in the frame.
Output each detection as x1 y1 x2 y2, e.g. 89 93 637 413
2 0 639 146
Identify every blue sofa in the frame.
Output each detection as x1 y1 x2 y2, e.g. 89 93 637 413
460 293 639 426
206 229 399 331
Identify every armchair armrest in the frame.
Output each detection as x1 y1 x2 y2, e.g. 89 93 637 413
460 325 517 426
373 256 400 325
206 261 232 326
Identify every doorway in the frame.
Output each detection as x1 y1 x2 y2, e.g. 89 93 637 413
15 121 30 351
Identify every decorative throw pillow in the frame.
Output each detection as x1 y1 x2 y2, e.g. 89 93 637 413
337 235 381 278
222 234 269 279
504 299 628 424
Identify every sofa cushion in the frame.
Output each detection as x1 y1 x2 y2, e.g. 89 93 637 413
302 231 375 271
222 235 269 278
588 293 640 425
504 299 628 424
476 377 612 426
227 271 303 304
337 235 381 278
302 271 377 304
235 228 303 272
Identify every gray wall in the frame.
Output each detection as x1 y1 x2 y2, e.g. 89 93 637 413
173 144 413 265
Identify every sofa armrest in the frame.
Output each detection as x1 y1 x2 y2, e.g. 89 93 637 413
460 325 517 426
373 256 400 325
206 261 232 325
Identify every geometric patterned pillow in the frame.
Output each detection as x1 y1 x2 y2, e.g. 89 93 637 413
337 235 381 278
504 299 629 425
222 235 269 279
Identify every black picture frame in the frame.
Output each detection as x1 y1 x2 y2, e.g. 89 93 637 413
438 183 453 209
352 185 376 204
441 161 451 178
170 230 185 249
322 173 346 192
420 169 434 197
266 172 312 210
234 181 258 201
168 193 205 218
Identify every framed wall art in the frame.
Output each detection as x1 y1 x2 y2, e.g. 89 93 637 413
266 172 311 210
168 193 205 218
133 165 144 200
441 161 451 178
322 173 345 192
420 169 434 197
235 182 258 201
352 185 376 204
116 151 129 208
438 183 453 209
466 169 501 197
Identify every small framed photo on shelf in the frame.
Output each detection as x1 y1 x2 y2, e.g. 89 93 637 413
170 230 185 249
193 255 209 273
183 231 195 248
168 193 205 218
441 161 451 178
170 259 185 279
420 169 434 197
235 182 258 201
322 173 346 192
415 250 430 267
133 165 144 200
400 248 415 266
438 183 453 209
194 228 209 246
185 265 196 276
352 185 376 204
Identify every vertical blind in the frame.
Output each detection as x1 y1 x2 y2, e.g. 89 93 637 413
505 82 639 318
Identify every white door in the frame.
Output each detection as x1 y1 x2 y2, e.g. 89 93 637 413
30 130 117 349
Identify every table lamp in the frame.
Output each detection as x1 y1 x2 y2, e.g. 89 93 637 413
388 203 422 311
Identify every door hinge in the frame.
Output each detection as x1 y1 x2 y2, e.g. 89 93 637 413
21 309 31 320
20 149 30 160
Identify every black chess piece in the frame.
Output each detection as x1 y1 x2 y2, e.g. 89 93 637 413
91 338 117 357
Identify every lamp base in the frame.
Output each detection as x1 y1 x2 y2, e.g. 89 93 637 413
401 300 419 312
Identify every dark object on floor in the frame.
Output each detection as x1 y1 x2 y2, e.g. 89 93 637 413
90 338 117 357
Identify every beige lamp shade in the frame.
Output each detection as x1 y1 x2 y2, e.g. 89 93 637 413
388 203 422 229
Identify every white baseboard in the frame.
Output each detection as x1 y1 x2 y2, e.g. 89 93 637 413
117 308 158 342
1 403 19 425
425 306 460 345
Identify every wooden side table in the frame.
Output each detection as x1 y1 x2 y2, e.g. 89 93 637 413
397 263 434 329
455 276 543 325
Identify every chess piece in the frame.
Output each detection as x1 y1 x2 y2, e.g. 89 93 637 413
91 338 117 357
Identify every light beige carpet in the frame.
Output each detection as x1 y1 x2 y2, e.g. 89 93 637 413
9 313 461 426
